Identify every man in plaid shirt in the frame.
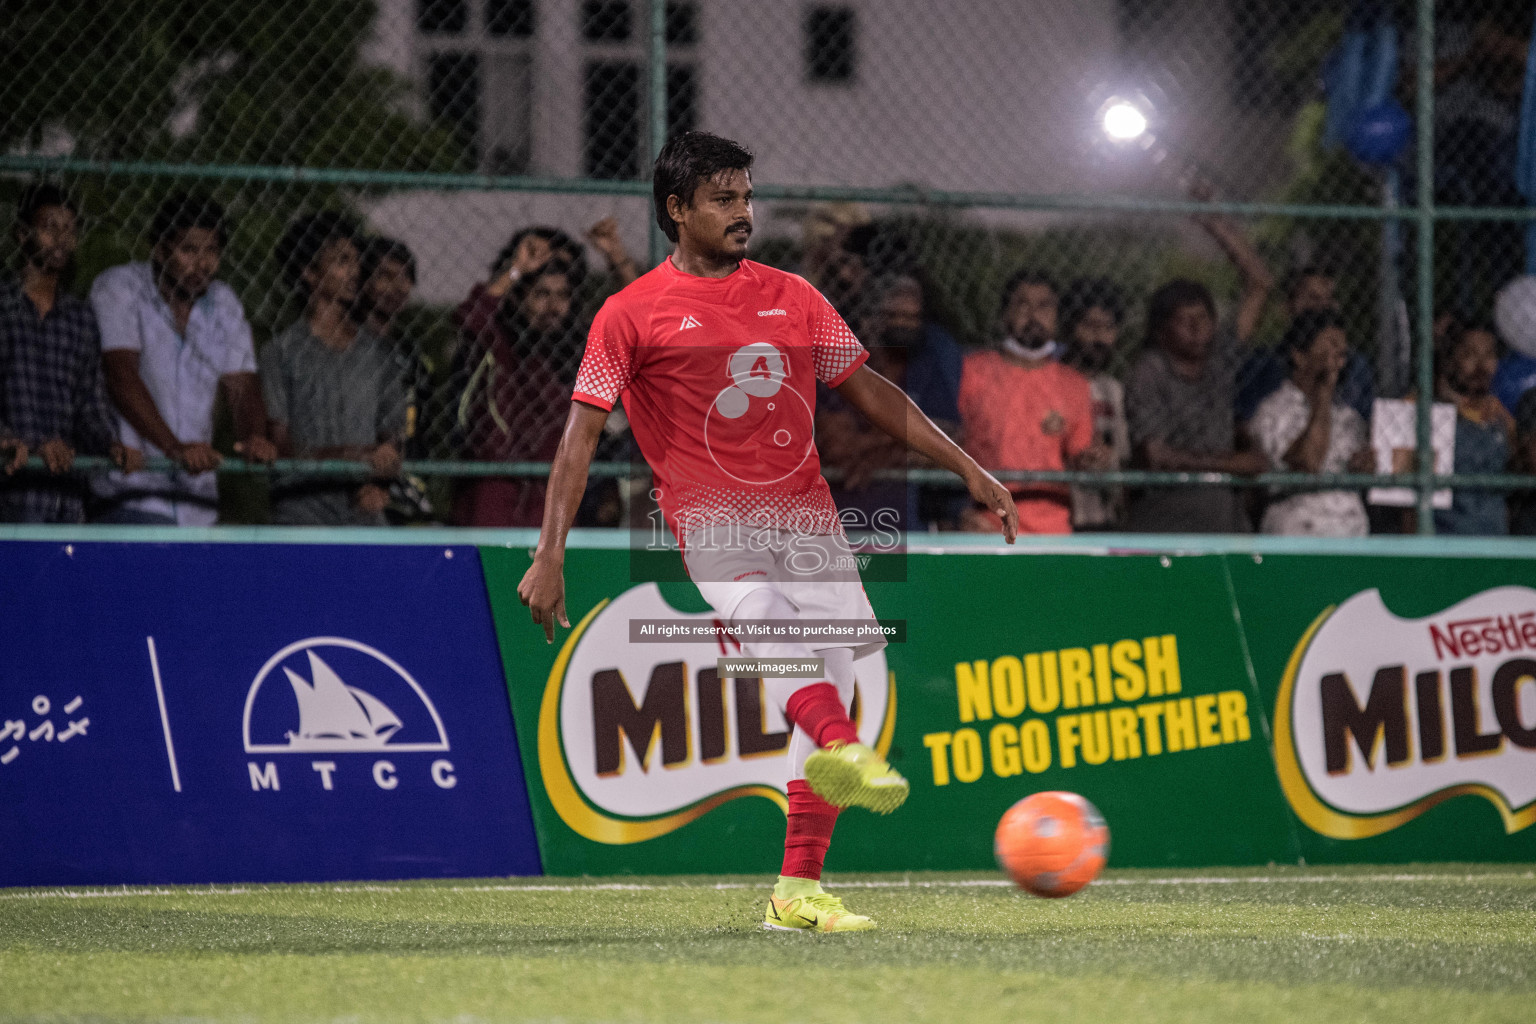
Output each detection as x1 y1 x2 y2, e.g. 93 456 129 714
0 184 140 522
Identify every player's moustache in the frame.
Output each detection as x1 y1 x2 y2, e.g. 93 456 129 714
726 220 752 237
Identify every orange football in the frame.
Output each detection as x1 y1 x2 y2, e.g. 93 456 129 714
994 791 1110 898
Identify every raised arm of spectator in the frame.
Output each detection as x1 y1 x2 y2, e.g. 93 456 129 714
834 363 1018 541
587 217 640 287
1189 178 1273 343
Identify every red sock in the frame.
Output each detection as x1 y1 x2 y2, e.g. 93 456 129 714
781 779 839 880
784 682 859 747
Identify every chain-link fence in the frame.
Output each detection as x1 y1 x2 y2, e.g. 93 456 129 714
1 0 1534 535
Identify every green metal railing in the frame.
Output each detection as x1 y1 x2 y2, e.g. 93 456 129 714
4 0 1533 533
25 455 1536 494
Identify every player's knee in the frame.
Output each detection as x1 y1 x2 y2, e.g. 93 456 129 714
819 647 857 704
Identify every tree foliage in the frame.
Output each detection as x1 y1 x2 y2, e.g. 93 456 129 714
2 0 463 173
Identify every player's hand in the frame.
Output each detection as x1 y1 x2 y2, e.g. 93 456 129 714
511 234 553 277
1227 450 1270 477
112 442 146 474
587 217 631 267
235 435 279 465
367 441 403 479
173 441 223 474
1 439 26 475
356 482 389 515
39 437 75 474
965 467 1018 543
519 554 570 644
1072 443 1115 472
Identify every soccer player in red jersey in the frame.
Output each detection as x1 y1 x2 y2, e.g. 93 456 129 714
519 132 1018 931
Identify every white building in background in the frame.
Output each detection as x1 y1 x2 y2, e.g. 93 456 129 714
362 0 1293 304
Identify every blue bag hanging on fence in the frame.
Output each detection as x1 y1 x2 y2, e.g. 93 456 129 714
1326 5 1409 167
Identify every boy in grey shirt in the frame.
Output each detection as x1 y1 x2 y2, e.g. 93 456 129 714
261 213 405 525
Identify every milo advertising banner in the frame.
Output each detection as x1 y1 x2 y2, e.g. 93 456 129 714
482 543 1536 874
1229 554 1536 864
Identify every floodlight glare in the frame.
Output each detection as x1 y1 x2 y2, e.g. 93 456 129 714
1102 101 1149 142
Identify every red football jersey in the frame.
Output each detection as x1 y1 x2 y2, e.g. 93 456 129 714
574 257 868 543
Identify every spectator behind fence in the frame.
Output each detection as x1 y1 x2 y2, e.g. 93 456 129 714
261 213 407 526
0 184 140 523
1060 278 1131 530
1235 266 1376 424
92 193 275 525
1432 323 1513 535
1125 279 1266 533
1512 385 1536 535
817 272 963 532
1490 276 1536 414
799 202 872 302
355 236 434 523
1432 4 1530 314
1251 311 1372 537
452 232 589 527
958 270 1106 535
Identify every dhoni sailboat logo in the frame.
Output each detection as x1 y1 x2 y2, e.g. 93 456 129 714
244 638 450 753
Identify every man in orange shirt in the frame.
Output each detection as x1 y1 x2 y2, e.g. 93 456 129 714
960 270 1108 534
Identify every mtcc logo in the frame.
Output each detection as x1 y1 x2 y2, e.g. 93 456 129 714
243 637 456 792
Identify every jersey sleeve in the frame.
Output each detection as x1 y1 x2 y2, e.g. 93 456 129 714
806 286 868 386
572 302 637 411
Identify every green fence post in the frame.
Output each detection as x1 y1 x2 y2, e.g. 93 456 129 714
1414 0 1436 535
646 0 669 268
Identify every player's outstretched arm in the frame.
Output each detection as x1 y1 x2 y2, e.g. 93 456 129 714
833 364 1019 543
518 401 609 642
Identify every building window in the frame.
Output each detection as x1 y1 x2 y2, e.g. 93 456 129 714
582 0 632 42
805 7 855 83
584 61 640 179
666 63 697 138
417 0 468 34
487 0 535 38
582 60 696 179
483 53 533 173
428 52 482 160
666 2 699 45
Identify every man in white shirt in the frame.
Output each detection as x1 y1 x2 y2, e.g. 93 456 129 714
92 194 276 524
1252 310 1371 537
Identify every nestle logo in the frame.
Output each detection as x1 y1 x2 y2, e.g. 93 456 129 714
1427 612 1536 660
757 308 787 317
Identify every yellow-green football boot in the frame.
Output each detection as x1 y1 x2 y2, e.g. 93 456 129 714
762 877 875 933
803 741 909 814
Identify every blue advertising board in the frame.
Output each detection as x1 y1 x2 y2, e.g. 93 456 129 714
0 540 541 885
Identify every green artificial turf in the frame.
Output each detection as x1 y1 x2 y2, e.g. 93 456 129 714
2 864 1533 1023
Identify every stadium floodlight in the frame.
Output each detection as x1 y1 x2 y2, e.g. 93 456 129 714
1100 99 1150 143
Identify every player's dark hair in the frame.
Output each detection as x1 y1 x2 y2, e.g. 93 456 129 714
15 182 78 232
275 211 361 296
152 192 228 250
1279 309 1345 361
652 131 754 243
361 236 418 286
998 268 1058 315
1144 278 1216 348
1060 277 1123 337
